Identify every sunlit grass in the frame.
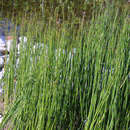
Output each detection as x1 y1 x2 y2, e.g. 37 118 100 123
0 3 129 130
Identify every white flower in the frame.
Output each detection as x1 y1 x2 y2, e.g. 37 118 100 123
6 39 13 52
0 39 5 45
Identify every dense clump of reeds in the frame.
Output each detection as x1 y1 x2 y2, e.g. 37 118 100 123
0 3 129 130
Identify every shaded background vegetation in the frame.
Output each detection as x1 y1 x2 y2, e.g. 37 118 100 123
0 0 129 21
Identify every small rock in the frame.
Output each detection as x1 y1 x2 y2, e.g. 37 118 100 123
0 39 6 48
0 68 4 80
0 42 8 55
0 113 3 123
6 39 13 52
0 38 5 45
19 36 27 43
0 57 4 68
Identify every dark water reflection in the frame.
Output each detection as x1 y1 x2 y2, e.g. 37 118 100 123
0 1 99 22
0 1 129 27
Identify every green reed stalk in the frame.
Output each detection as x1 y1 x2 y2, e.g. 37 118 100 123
0 3 129 130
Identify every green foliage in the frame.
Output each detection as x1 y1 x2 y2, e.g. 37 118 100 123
0 2 129 130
